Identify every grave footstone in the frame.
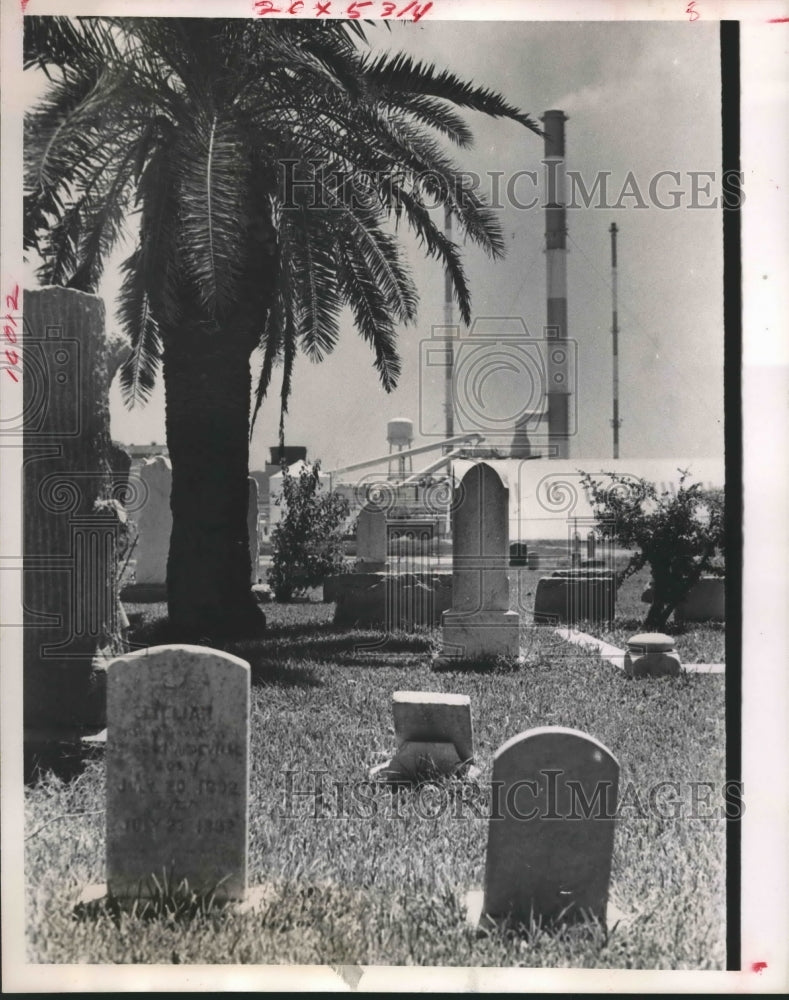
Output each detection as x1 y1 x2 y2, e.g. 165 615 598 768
470 727 619 929
371 691 475 781
624 633 681 678
105 644 250 901
434 462 520 665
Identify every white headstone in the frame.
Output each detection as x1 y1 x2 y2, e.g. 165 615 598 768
436 462 519 663
106 644 250 901
135 456 172 585
481 727 619 927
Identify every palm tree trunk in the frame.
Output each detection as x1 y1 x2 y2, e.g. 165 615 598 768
162 320 264 641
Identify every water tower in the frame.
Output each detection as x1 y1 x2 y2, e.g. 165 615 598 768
387 418 414 478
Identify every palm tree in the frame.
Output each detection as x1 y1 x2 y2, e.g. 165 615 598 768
24 16 541 640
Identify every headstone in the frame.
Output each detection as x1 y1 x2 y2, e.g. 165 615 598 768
106 644 250 901
248 477 260 584
624 633 681 678
480 727 619 927
23 287 122 731
372 691 474 781
355 506 387 570
435 462 520 664
134 456 172 586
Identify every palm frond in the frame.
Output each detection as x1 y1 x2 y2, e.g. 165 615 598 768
67 144 137 292
390 94 475 148
357 50 543 135
279 316 297 448
175 110 249 318
336 239 402 392
280 213 342 362
117 248 162 407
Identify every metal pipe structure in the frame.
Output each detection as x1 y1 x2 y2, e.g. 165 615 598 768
610 222 622 458
327 432 483 481
400 446 468 487
542 110 570 459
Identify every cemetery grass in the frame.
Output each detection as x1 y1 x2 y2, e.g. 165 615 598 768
26 598 726 969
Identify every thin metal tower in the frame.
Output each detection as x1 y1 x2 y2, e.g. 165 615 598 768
610 222 622 459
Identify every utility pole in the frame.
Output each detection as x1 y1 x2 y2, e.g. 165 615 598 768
610 222 622 459
443 203 455 451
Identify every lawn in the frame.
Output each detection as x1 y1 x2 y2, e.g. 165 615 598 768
25 595 727 969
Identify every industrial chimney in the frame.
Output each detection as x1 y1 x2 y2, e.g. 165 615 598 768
542 110 570 459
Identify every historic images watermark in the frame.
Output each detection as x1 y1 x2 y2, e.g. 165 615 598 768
419 316 577 446
279 770 745 822
279 159 745 213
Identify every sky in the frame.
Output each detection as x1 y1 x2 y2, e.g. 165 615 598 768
76 19 723 471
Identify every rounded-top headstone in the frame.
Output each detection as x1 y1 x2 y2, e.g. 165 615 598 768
483 727 620 927
626 633 675 653
106 644 250 901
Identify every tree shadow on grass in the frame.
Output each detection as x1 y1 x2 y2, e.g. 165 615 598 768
247 623 433 666
244 657 323 689
127 615 434 677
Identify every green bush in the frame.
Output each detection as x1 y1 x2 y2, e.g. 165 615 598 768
268 462 350 602
580 470 725 630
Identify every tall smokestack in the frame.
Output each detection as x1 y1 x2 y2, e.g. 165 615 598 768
542 110 570 459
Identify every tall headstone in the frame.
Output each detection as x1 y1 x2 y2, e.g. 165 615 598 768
481 727 619 927
23 287 123 731
247 476 260 584
106 645 250 901
134 456 172 586
355 506 387 571
435 462 519 664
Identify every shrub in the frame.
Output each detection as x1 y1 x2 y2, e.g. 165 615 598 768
580 470 725 630
268 462 350 602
